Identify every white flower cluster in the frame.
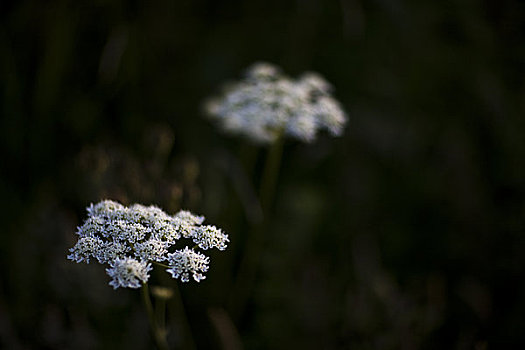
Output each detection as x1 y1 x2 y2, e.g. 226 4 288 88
204 62 347 144
67 200 229 288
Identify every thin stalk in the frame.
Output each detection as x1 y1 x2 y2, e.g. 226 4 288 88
259 136 285 213
155 298 167 335
142 283 169 350
153 261 170 269
228 136 285 320
151 262 197 349
170 283 197 350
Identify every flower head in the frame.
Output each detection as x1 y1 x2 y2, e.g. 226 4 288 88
204 62 347 144
67 200 229 288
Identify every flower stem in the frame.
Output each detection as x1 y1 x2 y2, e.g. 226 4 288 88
259 136 285 214
142 283 169 350
229 136 285 320
153 261 170 269
170 283 197 350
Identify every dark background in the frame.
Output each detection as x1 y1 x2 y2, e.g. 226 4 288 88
1 0 524 349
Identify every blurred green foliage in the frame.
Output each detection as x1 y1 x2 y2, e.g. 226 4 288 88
1 0 524 349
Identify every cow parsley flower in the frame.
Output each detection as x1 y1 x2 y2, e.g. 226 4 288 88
67 200 229 288
166 247 210 283
204 62 347 144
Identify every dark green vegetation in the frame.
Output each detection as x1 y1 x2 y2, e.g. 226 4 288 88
1 0 524 349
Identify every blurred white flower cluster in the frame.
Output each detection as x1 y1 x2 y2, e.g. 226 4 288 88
204 62 347 144
67 200 228 288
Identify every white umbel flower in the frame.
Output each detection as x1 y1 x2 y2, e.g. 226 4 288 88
67 200 229 288
166 247 210 282
204 62 347 144
106 258 152 289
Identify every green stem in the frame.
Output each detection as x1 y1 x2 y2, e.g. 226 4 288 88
155 298 167 335
153 261 170 269
142 283 169 350
259 136 285 214
170 283 197 350
229 136 285 320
